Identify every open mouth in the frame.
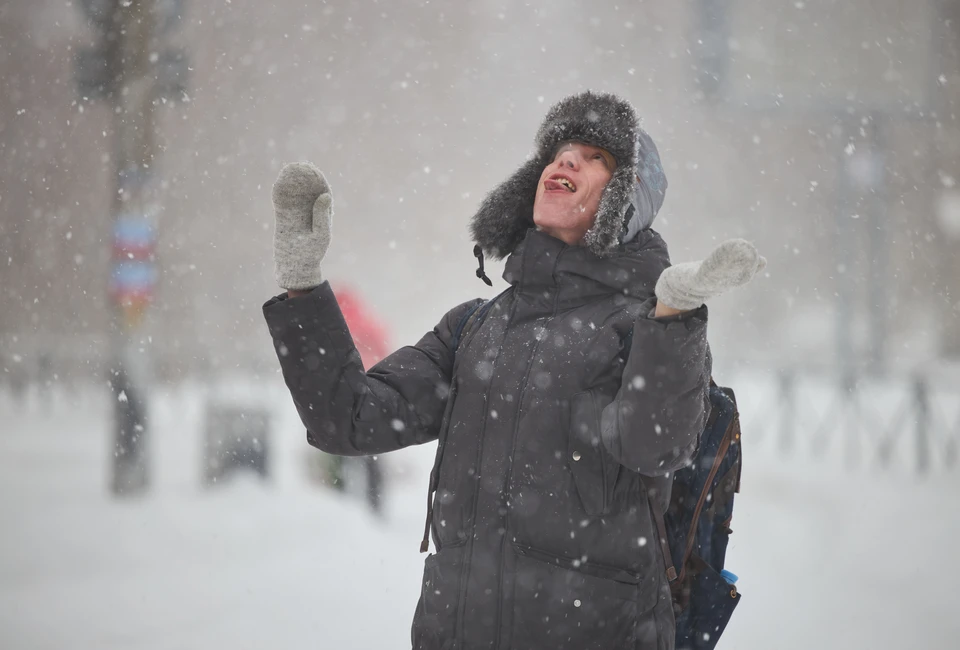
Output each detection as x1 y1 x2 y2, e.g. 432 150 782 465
545 175 577 192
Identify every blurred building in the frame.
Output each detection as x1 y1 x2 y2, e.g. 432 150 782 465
2 0 959 382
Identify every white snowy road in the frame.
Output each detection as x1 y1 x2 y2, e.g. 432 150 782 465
1 383 958 649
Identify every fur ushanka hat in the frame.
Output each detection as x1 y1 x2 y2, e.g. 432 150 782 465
470 91 668 260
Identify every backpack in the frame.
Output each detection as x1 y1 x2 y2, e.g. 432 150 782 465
662 383 742 650
450 292 743 650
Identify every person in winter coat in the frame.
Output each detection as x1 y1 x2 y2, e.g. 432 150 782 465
263 91 764 650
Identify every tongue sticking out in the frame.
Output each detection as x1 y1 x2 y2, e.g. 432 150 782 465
545 178 576 192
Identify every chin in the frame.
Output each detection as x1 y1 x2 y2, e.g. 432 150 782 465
533 210 569 231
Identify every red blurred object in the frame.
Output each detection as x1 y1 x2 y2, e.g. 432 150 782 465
333 286 391 370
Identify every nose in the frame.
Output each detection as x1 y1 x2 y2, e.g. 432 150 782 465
555 149 580 170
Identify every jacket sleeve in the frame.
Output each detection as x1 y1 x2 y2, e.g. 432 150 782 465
600 300 712 476
263 282 481 456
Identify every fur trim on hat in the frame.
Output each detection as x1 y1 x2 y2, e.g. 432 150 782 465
470 91 668 259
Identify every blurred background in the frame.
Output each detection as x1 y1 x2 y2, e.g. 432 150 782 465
2 1 959 648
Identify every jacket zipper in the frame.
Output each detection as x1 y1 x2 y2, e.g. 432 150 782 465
492 255 564 649
678 411 738 582
492 316 556 648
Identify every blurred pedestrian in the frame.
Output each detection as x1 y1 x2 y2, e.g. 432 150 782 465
325 285 390 516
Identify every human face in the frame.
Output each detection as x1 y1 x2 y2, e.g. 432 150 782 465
532 141 616 246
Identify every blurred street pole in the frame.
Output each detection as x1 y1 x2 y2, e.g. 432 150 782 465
863 118 890 374
109 0 156 495
834 118 857 383
840 116 889 376
936 0 960 359
74 0 188 495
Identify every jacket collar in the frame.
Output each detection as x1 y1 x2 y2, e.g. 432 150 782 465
503 228 670 312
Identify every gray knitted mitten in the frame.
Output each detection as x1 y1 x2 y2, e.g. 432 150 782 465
272 162 333 291
655 239 766 311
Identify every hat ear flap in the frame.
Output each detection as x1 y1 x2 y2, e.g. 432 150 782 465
582 165 635 257
470 157 545 260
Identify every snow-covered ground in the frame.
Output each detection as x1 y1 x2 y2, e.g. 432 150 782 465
1 378 958 649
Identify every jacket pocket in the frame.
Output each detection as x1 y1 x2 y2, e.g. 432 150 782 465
567 389 619 516
510 543 638 650
411 548 462 650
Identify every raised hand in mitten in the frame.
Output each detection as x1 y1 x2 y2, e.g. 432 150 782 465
272 162 333 291
655 239 766 311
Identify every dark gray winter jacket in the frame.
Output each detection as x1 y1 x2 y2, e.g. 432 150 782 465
263 228 711 650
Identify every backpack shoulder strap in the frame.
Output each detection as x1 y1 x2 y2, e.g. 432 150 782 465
450 286 512 354
646 487 678 581
451 301 485 353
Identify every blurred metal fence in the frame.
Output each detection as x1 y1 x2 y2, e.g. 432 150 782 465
5 344 958 477
728 369 960 475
